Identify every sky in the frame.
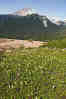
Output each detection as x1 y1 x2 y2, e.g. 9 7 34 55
0 0 66 20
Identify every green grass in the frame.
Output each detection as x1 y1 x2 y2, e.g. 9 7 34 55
48 37 66 48
0 47 66 99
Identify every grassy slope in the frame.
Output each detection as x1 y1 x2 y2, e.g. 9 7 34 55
48 37 66 48
48 27 66 48
0 47 66 98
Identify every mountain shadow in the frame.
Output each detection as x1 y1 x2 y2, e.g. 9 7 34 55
0 14 60 41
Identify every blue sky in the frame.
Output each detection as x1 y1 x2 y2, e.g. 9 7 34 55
0 0 66 20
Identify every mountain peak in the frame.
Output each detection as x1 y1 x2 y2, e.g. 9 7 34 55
13 8 37 16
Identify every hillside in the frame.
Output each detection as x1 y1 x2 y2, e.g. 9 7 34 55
56 25 66 40
0 14 59 41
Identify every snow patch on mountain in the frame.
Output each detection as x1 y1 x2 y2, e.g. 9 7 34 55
13 8 37 16
42 16 48 28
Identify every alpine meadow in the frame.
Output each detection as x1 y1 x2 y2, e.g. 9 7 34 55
0 0 66 99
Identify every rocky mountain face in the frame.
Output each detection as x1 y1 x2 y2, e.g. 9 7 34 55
0 8 60 41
